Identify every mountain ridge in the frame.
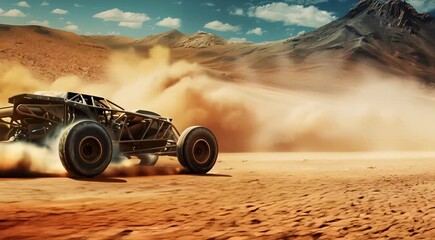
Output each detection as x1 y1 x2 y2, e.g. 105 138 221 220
347 0 433 33
277 0 434 82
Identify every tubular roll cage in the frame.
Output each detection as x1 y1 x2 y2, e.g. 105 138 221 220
0 92 181 157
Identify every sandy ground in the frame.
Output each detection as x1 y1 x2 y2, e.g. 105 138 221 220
0 152 434 239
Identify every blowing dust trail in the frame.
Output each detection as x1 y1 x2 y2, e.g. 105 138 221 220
1 46 435 177
0 129 66 177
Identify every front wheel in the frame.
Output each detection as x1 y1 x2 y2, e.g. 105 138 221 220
59 121 113 177
177 126 218 174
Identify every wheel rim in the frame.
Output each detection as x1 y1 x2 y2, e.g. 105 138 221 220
192 139 211 164
78 136 103 164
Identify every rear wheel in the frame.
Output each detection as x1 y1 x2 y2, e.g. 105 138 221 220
59 121 113 177
177 126 218 174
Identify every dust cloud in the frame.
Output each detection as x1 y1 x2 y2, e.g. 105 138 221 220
0 130 65 177
2 45 435 177
0 135 182 178
0 143 64 177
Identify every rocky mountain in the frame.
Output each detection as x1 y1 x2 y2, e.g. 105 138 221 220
176 31 227 48
346 0 432 33
279 0 435 82
136 29 185 47
87 30 226 49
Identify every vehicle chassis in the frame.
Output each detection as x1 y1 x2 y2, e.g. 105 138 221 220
0 92 180 158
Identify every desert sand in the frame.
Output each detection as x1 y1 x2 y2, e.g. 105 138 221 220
0 152 434 239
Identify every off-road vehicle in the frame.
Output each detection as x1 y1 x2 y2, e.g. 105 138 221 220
0 91 218 177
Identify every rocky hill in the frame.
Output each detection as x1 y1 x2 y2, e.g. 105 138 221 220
0 24 109 81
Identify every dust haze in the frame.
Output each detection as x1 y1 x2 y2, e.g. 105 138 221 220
1 46 435 176
0 128 182 177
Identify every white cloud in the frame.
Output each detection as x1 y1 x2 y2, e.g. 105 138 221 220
119 21 142 29
246 27 263 35
156 17 181 28
0 8 4 14
204 3 215 7
93 8 150 28
28 20 50 26
1 9 26 17
230 8 244 16
228 37 248 43
204 20 239 32
51 8 68 14
74 3 83 7
65 24 79 31
41 1 49 6
94 8 150 22
248 2 336 28
408 0 435 12
175 1 182 4
17 1 30 8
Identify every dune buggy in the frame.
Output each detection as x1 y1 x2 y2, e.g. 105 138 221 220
0 91 218 177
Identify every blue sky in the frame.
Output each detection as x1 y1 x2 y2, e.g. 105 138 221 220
0 0 433 42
